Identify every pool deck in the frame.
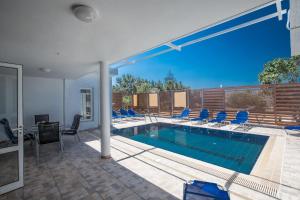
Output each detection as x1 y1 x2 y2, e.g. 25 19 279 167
1 117 299 200
109 117 300 200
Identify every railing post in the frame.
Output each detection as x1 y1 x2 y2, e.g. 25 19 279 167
186 89 190 108
171 90 174 117
273 84 277 124
201 89 204 109
158 92 160 116
147 93 149 114
223 88 226 111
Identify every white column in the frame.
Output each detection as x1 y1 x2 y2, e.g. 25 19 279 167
99 61 111 158
290 0 300 55
109 76 112 125
63 78 66 127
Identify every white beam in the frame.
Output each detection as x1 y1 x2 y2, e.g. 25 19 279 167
111 0 282 68
276 0 283 20
181 10 286 47
99 61 111 159
113 9 287 69
165 42 181 51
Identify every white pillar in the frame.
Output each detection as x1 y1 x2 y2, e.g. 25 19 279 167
63 78 66 127
290 0 300 55
99 61 111 158
109 76 112 125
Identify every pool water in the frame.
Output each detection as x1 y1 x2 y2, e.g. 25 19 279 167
112 123 268 174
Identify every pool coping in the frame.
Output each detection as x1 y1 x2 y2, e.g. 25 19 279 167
112 118 285 179
113 121 271 174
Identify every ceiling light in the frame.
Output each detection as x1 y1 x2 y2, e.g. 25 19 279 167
72 4 99 23
39 68 51 73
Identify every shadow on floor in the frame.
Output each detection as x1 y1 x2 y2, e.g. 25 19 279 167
0 132 179 200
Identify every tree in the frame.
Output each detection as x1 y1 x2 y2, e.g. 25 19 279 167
259 55 300 84
122 95 132 109
164 70 176 83
113 74 137 94
155 80 164 91
136 82 152 93
113 71 189 93
164 80 176 90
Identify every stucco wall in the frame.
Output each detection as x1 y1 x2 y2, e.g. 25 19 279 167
290 0 300 55
23 76 64 130
65 72 100 130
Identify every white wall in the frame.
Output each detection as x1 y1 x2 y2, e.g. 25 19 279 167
23 72 100 132
1 71 100 134
65 72 100 130
290 0 300 55
23 76 64 130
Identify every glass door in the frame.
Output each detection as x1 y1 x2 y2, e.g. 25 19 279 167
0 63 23 194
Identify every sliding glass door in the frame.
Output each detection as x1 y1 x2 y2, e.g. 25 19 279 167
0 63 23 194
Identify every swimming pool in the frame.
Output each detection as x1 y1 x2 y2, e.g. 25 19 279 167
112 123 268 174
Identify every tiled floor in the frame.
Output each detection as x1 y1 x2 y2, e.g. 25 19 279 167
0 133 177 200
0 151 19 187
1 119 300 200
279 134 300 200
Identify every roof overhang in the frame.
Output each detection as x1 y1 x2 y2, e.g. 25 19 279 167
0 0 274 79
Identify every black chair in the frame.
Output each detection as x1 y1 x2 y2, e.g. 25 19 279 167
36 122 63 164
62 114 82 142
34 114 49 124
0 118 34 144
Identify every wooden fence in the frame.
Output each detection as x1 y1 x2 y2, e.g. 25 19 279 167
112 83 300 126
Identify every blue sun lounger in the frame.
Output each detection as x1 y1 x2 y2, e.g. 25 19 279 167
230 111 249 129
112 110 125 120
285 125 300 130
284 125 300 135
191 108 209 123
127 108 145 118
209 111 227 124
183 180 230 200
119 108 131 118
172 108 190 120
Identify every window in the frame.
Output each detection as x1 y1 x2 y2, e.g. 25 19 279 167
80 88 93 121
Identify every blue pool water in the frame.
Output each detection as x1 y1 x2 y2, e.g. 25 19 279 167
112 123 268 174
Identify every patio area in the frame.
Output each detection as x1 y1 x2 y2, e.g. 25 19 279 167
1 118 300 200
0 0 299 199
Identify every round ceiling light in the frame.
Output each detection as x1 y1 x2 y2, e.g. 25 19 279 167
72 4 99 23
39 68 51 73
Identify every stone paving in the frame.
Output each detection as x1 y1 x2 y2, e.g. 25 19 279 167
1 119 300 200
0 133 177 200
278 134 300 200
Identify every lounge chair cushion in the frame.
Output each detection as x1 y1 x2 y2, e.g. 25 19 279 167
183 180 230 200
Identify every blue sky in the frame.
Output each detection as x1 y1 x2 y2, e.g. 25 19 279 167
112 1 291 89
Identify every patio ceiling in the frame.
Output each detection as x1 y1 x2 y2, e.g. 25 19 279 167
0 0 273 79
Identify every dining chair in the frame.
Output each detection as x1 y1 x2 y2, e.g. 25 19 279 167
62 114 82 142
36 122 63 164
34 114 49 124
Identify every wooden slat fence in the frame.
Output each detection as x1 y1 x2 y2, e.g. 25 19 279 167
113 83 300 126
112 93 123 110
